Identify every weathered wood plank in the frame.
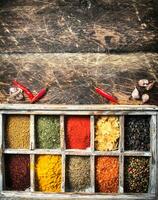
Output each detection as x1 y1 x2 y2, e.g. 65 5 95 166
30 154 35 192
90 116 94 151
149 115 157 194
30 115 35 192
30 115 35 150
119 116 124 193
0 0 158 53
0 191 156 200
90 155 95 193
119 155 124 194
60 115 65 150
0 53 158 105
61 154 65 192
0 114 3 191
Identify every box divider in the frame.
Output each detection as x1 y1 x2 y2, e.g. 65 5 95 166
149 115 157 194
119 116 124 193
60 115 65 150
62 153 66 192
0 114 5 191
30 115 35 192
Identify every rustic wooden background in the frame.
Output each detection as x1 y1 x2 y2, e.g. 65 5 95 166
0 0 158 106
0 1 158 200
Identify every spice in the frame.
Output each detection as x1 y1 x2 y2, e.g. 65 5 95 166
36 116 60 149
124 157 149 193
31 88 47 103
35 155 62 192
5 155 30 191
66 156 90 192
95 116 120 151
125 116 150 151
5 115 30 149
13 80 34 100
95 88 118 104
95 157 119 193
66 116 90 149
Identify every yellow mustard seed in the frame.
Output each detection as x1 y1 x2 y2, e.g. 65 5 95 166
5 115 30 149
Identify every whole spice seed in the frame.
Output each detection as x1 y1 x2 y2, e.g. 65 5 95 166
5 155 30 191
95 116 120 151
66 156 90 192
124 157 149 193
66 116 90 149
95 157 119 193
35 155 62 192
36 116 60 149
125 116 150 151
5 115 30 149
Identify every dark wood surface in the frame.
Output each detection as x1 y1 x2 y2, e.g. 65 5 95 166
0 53 158 105
0 0 158 53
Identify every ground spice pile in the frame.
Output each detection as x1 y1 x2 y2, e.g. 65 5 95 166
124 157 149 193
5 115 30 149
66 156 90 192
125 116 150 151
36 116 60 149
95 116 120 151
66 116 90 149
5 155 30 190
95 157 119 193
35 155 62 192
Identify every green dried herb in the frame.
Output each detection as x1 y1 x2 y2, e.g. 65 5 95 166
66 156 91 192
36 116 60 149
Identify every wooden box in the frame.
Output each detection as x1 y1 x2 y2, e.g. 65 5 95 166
0 104 157 200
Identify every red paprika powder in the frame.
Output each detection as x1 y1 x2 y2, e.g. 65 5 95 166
66 116 90 149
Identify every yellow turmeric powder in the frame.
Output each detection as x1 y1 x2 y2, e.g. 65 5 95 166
35 155 62 192
95 116 120 151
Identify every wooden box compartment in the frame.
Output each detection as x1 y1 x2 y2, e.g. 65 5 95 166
0 104 157 200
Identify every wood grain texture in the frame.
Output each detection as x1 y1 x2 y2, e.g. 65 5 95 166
0 0 158 53
0 53 158 105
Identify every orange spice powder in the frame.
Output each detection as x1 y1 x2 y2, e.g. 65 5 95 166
95 157 119 193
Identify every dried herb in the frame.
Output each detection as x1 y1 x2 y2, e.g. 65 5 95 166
124 157 149 193
35 155 62 192
95 116 120 151
5 155 30 191
125 116 150 151
5 115 30 149
66 156 91 192
36 116 60 149
66 116 90 149
95 156 119 193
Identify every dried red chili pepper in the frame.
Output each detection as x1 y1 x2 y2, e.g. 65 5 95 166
12 80 34 101
95 87 118 104
31 88 47 103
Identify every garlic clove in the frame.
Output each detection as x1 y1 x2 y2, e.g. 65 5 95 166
131 87 140 99
138 79 149 87
146 81 155 91
9 87 18 95
142 94 149 104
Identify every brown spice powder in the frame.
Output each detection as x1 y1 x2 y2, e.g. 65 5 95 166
5 115 30 149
